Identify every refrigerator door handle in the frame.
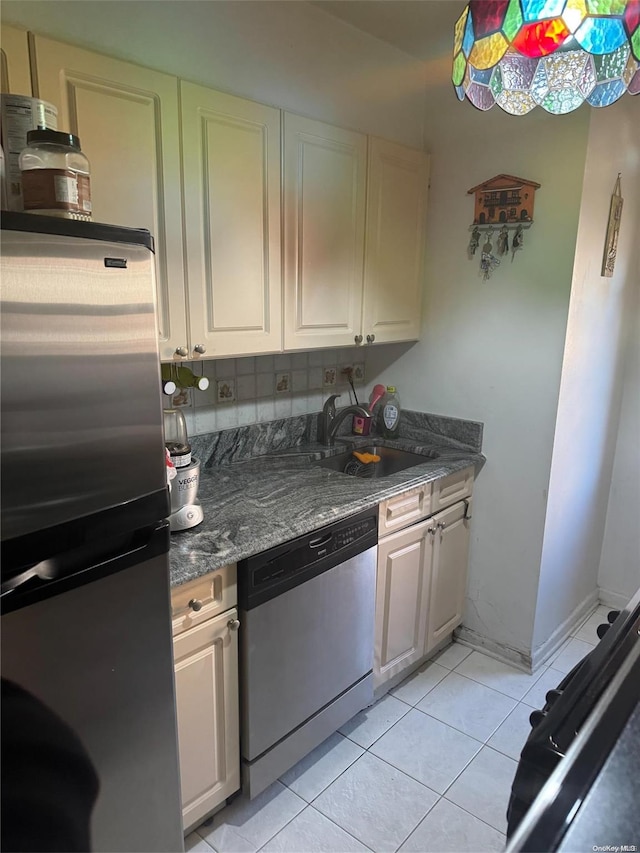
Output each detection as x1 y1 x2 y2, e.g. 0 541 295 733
0 558 58 598
1 523 168 610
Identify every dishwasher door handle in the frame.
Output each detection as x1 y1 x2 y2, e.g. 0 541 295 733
309 531 332 548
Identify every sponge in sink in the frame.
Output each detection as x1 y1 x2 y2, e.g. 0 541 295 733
352 451 381 464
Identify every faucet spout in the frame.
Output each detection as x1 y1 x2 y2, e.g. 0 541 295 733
319 394 371 447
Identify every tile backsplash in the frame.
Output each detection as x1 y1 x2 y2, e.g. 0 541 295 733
166 348 372 437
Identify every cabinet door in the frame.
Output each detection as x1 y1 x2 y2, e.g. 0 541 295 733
173 608 240 832
283 112 367 350
426 501 471 653
181 82 282 358
362 138 429 344
31 36 187 360
1 25 31 95
374 520 432 689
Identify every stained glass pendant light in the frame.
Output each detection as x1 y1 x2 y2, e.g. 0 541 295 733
453 0 640 114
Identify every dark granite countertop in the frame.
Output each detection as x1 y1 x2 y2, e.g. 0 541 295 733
169 425 485 587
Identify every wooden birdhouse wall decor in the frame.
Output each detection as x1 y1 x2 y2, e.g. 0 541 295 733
468 174 540 226
466 175 540 279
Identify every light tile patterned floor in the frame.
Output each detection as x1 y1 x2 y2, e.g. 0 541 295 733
187 607 603 853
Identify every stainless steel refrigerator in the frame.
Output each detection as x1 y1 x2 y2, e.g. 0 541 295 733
0 212 184 852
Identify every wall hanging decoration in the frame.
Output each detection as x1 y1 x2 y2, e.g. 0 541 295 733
467 175 539 274
480 227 502 279
453 0 640 115
468 225 481 257
468 174 539 225
602 173 624 277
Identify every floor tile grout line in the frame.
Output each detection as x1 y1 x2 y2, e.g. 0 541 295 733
437 744 517 836
437 741 512 801
281 738 365 805
339 697 413 751
410 701 515 746
448 659 550 701
252 805 306 853
441 791 510 837
247 786 308 853
289 742 444 851
362 736 473 800
392 792 442 853
389 669 450 707
187 833 216 853
303 803 377 852
195 781 306 852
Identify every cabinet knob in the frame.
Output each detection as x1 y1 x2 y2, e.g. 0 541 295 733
228 618 240 631
175 346 189 358
193 344 207 355
354 335 363 345
188 598 203 612
437 521 447 530
366 334 376 344
427 526 437 535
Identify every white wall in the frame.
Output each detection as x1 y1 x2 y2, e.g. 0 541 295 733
2 0 426 148
532 97 640 657
366 60 591 663
598 252 640 607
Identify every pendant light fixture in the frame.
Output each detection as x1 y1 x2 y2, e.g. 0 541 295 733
453 0 640 114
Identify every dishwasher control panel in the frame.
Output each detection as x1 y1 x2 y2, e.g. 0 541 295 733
333 518 375 550
238 507 378 610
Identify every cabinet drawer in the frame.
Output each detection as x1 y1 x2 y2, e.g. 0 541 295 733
171 564 237 636
432 467 474 513
379 483 431 535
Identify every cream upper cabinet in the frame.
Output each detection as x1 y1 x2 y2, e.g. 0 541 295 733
1 25 32 95
374 519 432 689
30 35 188 360
180 82 282 357
362 138 429 345
283 112 367 350
426 499 472 653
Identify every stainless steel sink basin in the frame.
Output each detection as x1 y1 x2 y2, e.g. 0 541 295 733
316 445 439 478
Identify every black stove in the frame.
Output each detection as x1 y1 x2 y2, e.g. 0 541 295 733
506 587 640 851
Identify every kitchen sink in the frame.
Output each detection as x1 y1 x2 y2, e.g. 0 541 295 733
316 445 439 478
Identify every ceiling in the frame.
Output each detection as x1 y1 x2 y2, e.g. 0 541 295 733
311 1 463 61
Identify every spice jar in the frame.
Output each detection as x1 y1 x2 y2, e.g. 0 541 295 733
19 129 91 220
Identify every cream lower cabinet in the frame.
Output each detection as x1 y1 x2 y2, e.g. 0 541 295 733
171 566 240 833
425 499 472 653
30 35 188 361
180 82 283 357
374 519 432 688
374 469 473 690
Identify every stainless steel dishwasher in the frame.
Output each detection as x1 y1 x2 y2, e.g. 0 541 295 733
238 506 378 798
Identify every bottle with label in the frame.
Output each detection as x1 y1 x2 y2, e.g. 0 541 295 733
379 386 401 439
19 129 91 220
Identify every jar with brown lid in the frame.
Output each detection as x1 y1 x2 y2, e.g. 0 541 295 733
19 129 91 220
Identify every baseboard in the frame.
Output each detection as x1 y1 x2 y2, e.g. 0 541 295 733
598 586 631 610
453 626 533 672
530 588 599 671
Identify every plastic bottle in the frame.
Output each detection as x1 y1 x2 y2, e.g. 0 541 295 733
379 386 401 439
19 129 91 220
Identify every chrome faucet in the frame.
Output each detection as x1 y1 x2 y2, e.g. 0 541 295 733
318 394 371 447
